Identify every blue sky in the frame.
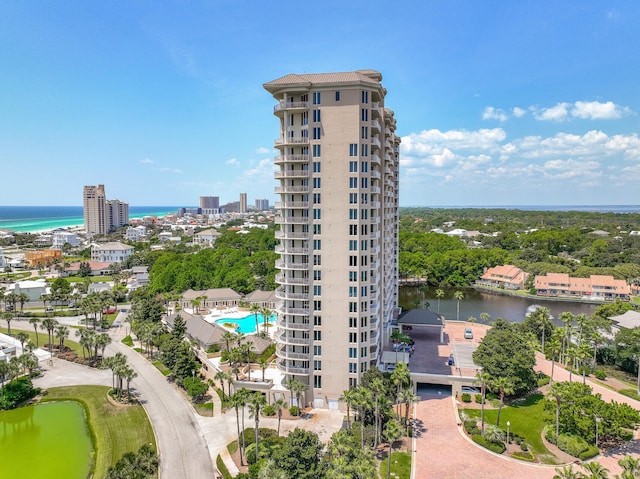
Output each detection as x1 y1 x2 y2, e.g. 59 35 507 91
1 1 639 207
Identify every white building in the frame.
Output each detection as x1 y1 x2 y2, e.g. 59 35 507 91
91 241 134 264
264 69 400 408
193 228 222 247
53 231 82 249
126 225 147 241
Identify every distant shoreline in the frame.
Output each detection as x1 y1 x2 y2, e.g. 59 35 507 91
0 205 179 234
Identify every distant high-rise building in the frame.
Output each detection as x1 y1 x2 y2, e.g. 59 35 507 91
83 185 129 234
220 201 240 213
264 69 400 408
107 199 129 230
255 198 270 210
83 185 107 234
239 193 247 213
200 196 220 209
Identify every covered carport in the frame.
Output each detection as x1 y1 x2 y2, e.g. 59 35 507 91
396 308 445 343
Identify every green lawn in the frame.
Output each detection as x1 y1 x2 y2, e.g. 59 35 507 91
0 326 83 355
379 451 411 479
41 385 156 478
464 394 561 464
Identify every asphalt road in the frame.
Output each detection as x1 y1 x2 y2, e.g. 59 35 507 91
15 316 215 479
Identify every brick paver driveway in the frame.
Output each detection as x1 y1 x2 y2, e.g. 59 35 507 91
414 352 640 478
414 393 559 479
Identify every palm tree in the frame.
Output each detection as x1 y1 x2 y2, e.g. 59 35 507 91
123 367 137 400
0 360 11 393
17 293 29 313
96 333 112 361
250 303 261 335
547 336 562 384
2 311 14 337
340 387 358 429
398 388 419 435
435 289 444 314
484 424 505 444
258 356 268 382
286 376 306 408
28 317 40 347
553 464 582 479
222 331 236 352
273 398 287 436
480 312 491 324
244 341 254 381
489 376 514 427
580 461 609 479
214 370 227 398
391 362 411 418
248 392 267 460
618 456 640 476
41 317 58 355
55 325 70 349
453 290 464 320
260 307 272 336
384 419 402 479
14 331 30 352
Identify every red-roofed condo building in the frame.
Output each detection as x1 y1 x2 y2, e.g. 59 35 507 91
477 264 529 290
264 70 400 408
535 273 630 301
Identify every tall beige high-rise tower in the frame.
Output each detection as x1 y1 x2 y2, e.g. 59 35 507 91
83 185 107 234
83 185 129 234
239 193 247 213
264 70 400 407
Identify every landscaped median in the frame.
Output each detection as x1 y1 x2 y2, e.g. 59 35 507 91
40 385 156 478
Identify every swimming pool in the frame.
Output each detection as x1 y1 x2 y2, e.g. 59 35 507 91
214 313 276 334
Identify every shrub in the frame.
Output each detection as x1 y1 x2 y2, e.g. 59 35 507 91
474 393 483 404
512 451 535 462
464 419 479 435
461 393 471 403
620 429 634 441
245 443 257 464
262 405 275 417
579 445 599 461
289 405 299 416
206 344 220 354
557 433 589 458
594 369 607 380
520 441 528 451
472 434 505 454
0 377 40 410
543 425 557 444
537 375 550 387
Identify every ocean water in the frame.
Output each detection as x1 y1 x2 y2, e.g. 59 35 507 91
0 206 180 233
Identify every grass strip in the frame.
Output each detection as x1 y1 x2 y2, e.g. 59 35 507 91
41 385 156 478
379 451 411 479
0 326 83 355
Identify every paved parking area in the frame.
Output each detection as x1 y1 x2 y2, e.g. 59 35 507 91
401 321 488 375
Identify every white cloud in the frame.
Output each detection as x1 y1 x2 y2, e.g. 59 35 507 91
572 101 630 120
482 107 509 122
256 147 270 154
140 158 153 164
531 101 632 121
158 167 183 174
244 158 274 177
533 102 570 121
226 158 239 166
512 107 526 118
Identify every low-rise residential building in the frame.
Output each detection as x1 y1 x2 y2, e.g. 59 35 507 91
11 279 48 301
91 242 134 264
125 225 147 241
65 260 113 276
477 264 529 290
53 231 82 249
245 290 277 310
535 273 630 301
179 288 243 312
193 228 222 247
